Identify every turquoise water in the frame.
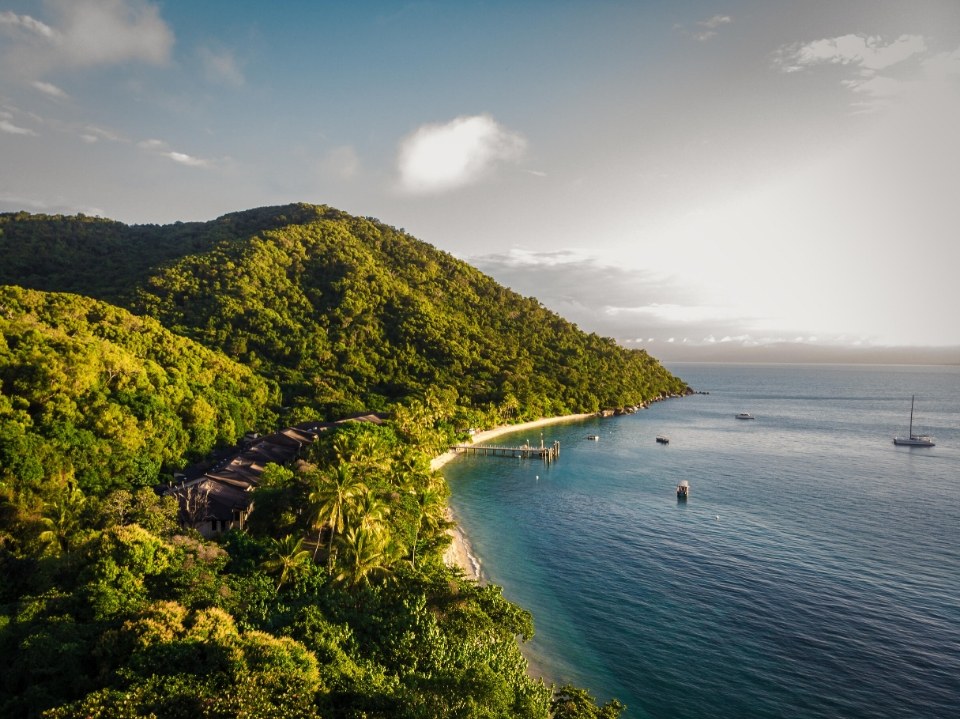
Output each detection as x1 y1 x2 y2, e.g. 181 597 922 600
444 364 960 719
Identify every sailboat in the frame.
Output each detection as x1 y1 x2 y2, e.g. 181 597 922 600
893 395 935 447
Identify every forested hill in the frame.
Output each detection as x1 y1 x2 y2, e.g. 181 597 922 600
0 205 657 718
0 204 686 423
0 285 276 496
0 206 322 303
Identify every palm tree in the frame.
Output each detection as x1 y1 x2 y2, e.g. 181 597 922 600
38 486 86 556
263 534 312 591
331 429 390 483
333 525 399 588
408 485 444 570
350 490 390 534
390 447 431 490
308 464 366 569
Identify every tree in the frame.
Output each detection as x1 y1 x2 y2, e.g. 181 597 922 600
168 482 212 531
307 464 365 568
408 484 444 570
333 525 398 588
350 489 389 535
38 485 86 556
263 534 313 591
42 603 324 719
551 685 625 719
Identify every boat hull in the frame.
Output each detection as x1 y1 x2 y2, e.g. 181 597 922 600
893 436 935 447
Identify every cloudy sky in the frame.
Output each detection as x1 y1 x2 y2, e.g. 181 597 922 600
2 1 959 357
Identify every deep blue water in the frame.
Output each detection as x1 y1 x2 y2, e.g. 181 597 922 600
444 364 960 719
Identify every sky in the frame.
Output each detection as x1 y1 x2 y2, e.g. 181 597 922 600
2 0 959 359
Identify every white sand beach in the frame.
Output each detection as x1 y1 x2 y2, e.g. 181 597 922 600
436 413 595 580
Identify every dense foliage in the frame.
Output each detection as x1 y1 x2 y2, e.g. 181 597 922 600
133 205 685 419
0 203 671 717
1 420 566 718
0 208 314 305
2 204 686 422
0 286 276 498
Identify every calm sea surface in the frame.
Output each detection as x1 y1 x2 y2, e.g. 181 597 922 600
444 363 960 719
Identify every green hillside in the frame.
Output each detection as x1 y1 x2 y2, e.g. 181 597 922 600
0 285 276 498
1 204 686 425
0 204 672 718
0 207 315 304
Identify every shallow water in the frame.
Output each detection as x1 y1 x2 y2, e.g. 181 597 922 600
445 364 960 719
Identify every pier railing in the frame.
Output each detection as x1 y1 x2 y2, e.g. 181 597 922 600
450 440 560 463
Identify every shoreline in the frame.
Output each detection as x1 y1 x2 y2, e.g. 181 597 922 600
435 413 595 581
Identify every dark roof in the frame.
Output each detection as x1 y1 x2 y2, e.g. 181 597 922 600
165 417 386 526
203 479 253 520
243 442 293 464
335 413 386 425
205 468 260 489
280 427 317 443
292 420 335 433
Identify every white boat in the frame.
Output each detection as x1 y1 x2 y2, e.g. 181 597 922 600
893 395 935 447
735 412 755 420
676 480 689 500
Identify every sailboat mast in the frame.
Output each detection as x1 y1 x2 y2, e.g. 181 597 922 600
909 395 915 436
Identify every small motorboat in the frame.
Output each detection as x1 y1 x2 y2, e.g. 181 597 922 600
656 435 670 444
586 435 599 441
676 480 689 500
735 412 755 420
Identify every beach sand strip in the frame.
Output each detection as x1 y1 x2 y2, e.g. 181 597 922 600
435 413 594 581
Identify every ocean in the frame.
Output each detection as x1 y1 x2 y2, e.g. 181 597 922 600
443 363 960 719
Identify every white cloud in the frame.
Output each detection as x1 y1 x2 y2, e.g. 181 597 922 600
165 151 209 167
603 302 756 325
83 125 127 143
396 114 526 194
776 34 942 112
487 248 592 268
848 75 902 98
0 119 37 135
57 0 173 66
689 14 732 41
699 15 732 30
1 0 173 73
199 46 245 87
468 249 771 344
778 34 926 73
32 80 68 99
0 111 36 135
137 138 210 167
0 10 58 39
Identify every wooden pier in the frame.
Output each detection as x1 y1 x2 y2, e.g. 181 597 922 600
451 440 561 463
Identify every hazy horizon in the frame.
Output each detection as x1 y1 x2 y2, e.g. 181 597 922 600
3 1 958 357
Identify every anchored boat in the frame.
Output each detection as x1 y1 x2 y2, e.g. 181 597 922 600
676 480 689 500
893 395 935 447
